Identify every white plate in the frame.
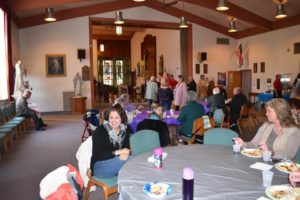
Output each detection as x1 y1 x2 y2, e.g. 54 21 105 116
265 185 300 200
275 162 300 174
241 148 263 158
143 182 172 199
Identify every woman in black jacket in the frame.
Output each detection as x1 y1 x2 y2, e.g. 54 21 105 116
91 105 132 178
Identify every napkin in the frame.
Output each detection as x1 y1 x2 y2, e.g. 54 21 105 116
147 152 168 163
250 162 273 171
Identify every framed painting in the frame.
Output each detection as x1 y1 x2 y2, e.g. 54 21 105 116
260 62 265 73
46 54 66 77
253 63 257 73
203 64 208 74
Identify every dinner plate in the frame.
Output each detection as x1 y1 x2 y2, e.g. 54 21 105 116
143 182 172 199
240 148 263 158
265 184 300 200
275 162 300 174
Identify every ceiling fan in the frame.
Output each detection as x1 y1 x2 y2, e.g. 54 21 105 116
161 0 178 8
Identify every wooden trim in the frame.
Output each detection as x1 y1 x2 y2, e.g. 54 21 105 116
146 0 238 38
188 25 193 77
19 0 143 28
273 14 300 30
92 34 133 41
89 17 95 109
181 0 272 30
236 27 268 39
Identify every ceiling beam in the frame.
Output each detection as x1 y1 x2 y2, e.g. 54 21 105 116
236 27 268 39
18 0 143 28
273 14 300 30
4 0 92 12
92 34 133 41
145 0 238 38
181 0 273 30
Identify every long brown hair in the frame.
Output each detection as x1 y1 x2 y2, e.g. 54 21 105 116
265 98 296 127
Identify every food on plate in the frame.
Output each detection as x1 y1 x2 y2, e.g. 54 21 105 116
150 185 165 195
242 149 262 157
272 190 289 198
276 163 299 173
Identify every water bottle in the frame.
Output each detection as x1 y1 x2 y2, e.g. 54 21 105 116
153 147 163 169
182 167 194 200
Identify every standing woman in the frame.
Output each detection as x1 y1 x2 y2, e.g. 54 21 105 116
235 98 300 160
91 106 131 178
174 75 188 111
145 76 158 110
157 78 173 110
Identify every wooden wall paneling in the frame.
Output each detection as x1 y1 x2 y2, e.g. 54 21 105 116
141 34 156 79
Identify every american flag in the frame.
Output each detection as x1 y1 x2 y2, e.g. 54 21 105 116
236 44 243 67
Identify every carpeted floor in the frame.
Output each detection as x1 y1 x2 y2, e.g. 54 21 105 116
0 107 265 200
0 113 118 200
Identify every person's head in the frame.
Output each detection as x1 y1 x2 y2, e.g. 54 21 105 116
212 87 220 95
160 78 167 87
233 87 242 95
170 74 174 79
178 75 183 82
22 90 32 99
289 98 300 117
150 103 164 120
104 104 128 128
188 76 193 82
265 98 295 127
187 91 197 102
200 75 205 80
276 74 281 80
163 72 169 79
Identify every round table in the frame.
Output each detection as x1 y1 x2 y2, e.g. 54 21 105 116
118 145 289 200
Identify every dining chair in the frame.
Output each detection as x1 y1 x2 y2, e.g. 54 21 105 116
213 109 226 127
130 130 160 156
236 104 250 136
83 169 117 200
203 128 238 146
250 97 263 125
181 116 215 145
296 148 300 163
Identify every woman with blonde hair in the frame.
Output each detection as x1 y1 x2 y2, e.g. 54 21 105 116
157 78 173 110
235 98 300 160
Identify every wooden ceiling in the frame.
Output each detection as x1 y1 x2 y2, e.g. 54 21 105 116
4 0 300 39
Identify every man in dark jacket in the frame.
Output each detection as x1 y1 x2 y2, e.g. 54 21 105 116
187 76 197 92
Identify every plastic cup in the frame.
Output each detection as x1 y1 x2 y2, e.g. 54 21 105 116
263 151 272 162
232 144 241 154
262 170 273 187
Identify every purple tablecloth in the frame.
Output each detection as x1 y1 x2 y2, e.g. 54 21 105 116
129 110 181 133
200 100 210 114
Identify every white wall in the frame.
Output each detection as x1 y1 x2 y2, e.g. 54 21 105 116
19 17 90 112
131 28 181 84
11 21 20 62
192 24 237 85
239 25 300 93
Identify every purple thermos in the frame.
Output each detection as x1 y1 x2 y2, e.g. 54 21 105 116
182 167 194 200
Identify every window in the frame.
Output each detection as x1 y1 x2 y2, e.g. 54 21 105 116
0 8 8 100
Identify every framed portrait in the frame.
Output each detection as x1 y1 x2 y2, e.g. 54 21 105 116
46 54 66 77
195 64 200 74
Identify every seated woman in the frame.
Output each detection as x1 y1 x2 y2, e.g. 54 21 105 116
235 98 300 160
137 104 170 147
90 105 132 179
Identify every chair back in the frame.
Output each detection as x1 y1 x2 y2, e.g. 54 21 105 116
240 104 250 119
213 109 224 127
204 128 238 146
130 130 160 156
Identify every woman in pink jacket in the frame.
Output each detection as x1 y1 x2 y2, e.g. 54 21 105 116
173 75 188 111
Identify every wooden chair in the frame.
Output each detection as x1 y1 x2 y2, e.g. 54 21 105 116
83 169 117 200
236 104 250 136
181 116 215 145
250 98 263 125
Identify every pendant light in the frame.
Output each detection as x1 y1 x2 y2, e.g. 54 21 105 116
275 4 287 19
44 8 56 22
116 26 122 35
114 11 124 25
228 19 237 32
133 0 146 2
216 0 229 11
179 2 188 28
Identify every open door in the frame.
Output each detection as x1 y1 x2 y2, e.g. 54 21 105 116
227 70 252 99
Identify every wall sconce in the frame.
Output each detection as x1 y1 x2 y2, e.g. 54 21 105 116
44 7 56 22
100 44 104 52
114 11 124 25
116 26 123 35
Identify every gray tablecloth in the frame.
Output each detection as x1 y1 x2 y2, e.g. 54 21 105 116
118 145 289 200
